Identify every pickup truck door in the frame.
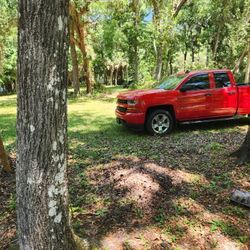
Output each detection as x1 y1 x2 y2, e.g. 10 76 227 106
177 73 213 121
210 72 237 117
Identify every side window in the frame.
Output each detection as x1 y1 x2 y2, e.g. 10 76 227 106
214 73 231 88
182 74 210 91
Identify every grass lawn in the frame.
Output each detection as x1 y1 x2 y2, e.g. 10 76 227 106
0 86 250 250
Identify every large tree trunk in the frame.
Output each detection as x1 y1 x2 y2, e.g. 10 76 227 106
231 127 250 164
17 0 77 249
0 136 11 172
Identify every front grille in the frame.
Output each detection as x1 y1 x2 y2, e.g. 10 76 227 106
117 99 127 104
117 106 127 113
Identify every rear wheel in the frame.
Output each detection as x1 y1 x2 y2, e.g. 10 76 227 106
146 109 174 135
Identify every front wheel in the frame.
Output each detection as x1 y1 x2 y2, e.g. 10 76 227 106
146 109 174 135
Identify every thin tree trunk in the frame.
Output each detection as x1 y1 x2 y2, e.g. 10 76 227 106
191 46 195 63
17 0 77 249
173 0 188 18
70 38 80 96
206 45 210 67
170 59 173 75
70 2 93 94
134 41 139 84
0 136 11 172
131 0 140 84
183 51 187 71
155 44 163 81
233 46 247 74
114 67 119 85
212 25 222 61
244 39 250 83
110 66 114 85
152 0 164 81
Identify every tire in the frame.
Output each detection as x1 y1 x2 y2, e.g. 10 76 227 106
146 109 174 135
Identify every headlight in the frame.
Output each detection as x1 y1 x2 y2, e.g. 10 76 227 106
127 100 137 105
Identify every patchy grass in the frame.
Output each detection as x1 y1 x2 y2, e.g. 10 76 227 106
0 87 250 249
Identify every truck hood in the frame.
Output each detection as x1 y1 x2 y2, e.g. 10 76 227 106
117 89 165 99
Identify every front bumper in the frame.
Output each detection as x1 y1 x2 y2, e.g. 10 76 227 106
116 117 144 130
115 109 145 130
115 109 145 124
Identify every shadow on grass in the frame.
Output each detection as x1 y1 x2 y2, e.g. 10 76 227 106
68 112 250 248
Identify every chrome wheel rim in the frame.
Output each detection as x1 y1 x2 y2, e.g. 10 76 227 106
152 114 170 134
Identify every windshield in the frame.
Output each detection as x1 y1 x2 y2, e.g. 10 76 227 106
156 74 187 90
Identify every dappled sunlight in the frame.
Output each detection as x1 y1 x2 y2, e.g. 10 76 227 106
68 156 249 249
1 92 250 248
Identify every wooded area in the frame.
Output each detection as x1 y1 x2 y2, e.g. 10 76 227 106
0 0 250 95
0 0 250 249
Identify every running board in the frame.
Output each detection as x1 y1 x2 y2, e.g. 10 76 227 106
179 115 248 125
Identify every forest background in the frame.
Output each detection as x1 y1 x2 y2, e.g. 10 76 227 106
1 0 250 95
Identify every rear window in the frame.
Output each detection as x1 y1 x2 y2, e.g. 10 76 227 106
214 73 231 88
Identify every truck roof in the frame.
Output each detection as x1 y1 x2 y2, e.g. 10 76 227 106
187 69 231 76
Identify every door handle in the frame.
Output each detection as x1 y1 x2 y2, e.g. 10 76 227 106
205 93 212 96
228 91 236 95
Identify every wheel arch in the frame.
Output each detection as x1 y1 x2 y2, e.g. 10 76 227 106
145 105 176 125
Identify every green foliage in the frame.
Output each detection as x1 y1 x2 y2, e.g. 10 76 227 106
210 220 248 243
1 0 250 89
8 194 16 211
0 0 17 91
154 208 166 226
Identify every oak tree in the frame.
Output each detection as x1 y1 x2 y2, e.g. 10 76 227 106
17 0 77 248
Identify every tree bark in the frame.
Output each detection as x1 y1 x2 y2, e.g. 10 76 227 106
154 42 163 81
109 65 114 85
233 46 247 74
212 25 222 61
191 46 195 63
244 39 250 83
232 41 250 164
70 22 80 96
70 41 80 96
151 0 164 81
17 0 77 249
206 45 210 67
184 50 187 71
231 127 250 164
114 67 119 85
173 0 188 18
70 2 93 94
0 136 11 172
130 0 140 84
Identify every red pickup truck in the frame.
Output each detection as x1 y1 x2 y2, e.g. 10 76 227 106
116 69 250 135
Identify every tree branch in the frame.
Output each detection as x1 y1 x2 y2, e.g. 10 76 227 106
173 0 188 18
